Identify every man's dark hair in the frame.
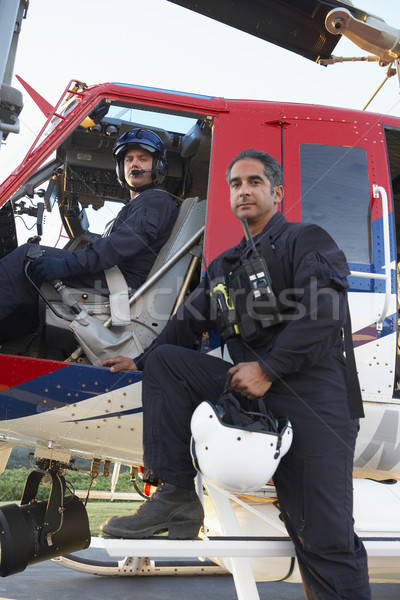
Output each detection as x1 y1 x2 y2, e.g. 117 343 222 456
225 149 283 190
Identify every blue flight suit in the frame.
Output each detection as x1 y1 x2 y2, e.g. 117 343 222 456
135 211 371 599
0 187 178 342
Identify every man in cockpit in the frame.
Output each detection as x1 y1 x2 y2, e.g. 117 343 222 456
0 128 179 343
101 148 371 599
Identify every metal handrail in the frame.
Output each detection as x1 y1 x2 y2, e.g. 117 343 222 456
349 184 392 330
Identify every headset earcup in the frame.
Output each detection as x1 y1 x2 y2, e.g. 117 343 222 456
157 156 168 177
153 155 168 182
115 159 125 185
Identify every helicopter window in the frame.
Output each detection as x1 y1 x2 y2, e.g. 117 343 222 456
106 105 198 134
58 100 212 206
8 95 213 250
300 144 372 265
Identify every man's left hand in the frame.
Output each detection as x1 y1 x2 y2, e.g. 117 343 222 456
99 356 137 372
29 254 81 283
228 362 272 399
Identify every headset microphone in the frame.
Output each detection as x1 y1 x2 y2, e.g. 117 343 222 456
130 169 156 176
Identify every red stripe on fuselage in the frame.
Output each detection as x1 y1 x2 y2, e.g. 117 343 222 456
0 355 67 389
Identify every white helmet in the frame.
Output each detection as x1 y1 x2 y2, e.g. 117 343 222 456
190 395 293 493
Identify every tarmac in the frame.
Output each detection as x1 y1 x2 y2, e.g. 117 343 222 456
0 548 398 600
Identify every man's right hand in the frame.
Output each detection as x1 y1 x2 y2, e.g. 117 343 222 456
99 356 137 372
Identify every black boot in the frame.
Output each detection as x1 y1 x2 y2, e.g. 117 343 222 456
100 482 204 539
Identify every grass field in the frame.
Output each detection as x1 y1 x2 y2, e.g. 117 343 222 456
0 499 143 537
85 500 142 536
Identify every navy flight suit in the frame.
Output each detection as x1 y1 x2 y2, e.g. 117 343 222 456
0 187 178 342
135 211 371 599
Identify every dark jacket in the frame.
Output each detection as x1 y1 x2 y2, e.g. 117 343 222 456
73 188 179 290
135 212 350 382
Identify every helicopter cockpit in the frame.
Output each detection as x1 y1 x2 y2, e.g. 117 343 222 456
0 96 213 362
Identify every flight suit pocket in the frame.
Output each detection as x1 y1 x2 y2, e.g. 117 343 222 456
142 208 160 238
298 454 354 554
315 248 350 291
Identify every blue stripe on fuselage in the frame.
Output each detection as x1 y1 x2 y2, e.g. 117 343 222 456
347 214 396 294
0 364 141 421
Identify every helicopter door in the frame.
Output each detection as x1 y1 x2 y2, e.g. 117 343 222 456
282 118 397 403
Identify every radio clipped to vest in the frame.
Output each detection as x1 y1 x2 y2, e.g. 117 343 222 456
229 254 284 345
210 219 286 346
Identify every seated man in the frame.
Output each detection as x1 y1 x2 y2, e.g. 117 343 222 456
0 128 179 343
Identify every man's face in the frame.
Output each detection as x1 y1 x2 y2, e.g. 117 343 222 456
124 148 154 190
228 158 283 234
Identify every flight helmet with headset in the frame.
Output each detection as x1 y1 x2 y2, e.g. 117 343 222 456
190 383 293 493
113 128 168 191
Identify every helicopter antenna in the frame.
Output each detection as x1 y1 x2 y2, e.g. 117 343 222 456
361 60 399 111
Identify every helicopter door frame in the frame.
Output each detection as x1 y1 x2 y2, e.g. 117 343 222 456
384 125 400 398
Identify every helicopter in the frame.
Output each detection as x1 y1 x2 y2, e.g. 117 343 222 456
0 1 400 599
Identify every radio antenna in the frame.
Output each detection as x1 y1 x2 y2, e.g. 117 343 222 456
241 218 259 256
